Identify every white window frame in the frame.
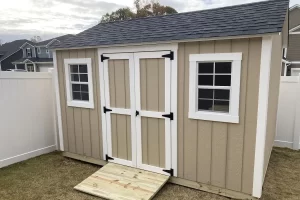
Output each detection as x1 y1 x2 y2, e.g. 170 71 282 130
37 47 41 54
26 48 32 58
64 58 94 109
46 49 49 54
188 53 242 123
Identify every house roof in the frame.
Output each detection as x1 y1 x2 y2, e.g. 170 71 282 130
290 4 300 11
0 39 30 62
36 34 74 46
12 58 53 64
52 0 289 50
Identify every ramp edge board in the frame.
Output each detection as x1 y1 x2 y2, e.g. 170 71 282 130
74 163 169 200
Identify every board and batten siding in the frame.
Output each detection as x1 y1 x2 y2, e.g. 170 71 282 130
56 49 103 160
177 38 262 194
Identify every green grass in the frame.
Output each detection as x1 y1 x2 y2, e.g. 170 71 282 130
0 147 299 200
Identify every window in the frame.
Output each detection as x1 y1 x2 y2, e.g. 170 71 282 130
37 47 41 54
26 48 32 57
64 58 94 109
27 64 35 72
189 53 242 123
46 49 49 54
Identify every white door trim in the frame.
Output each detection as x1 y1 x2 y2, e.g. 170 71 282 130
99 52 136 167
134 51 171 175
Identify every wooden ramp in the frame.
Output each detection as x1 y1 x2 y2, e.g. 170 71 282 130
74 163 169 200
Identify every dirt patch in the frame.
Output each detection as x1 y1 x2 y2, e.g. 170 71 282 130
0 147 299 200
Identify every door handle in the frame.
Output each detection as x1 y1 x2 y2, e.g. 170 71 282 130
162 112 174 120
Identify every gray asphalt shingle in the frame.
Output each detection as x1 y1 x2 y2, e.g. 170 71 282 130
52 0 289 49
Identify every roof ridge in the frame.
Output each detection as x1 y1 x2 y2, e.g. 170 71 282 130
99 0 281 25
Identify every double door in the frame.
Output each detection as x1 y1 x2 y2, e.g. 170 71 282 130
101 51 174 175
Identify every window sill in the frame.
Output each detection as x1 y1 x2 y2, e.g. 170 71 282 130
188 111 239 123
67 100 94 109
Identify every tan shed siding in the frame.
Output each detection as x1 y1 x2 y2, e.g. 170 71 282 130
56 49 103 160
177 38 262 194
289 8 300 30
263 35 282 177
281 12 289 48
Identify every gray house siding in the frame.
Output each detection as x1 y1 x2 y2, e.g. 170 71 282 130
289 8 300 29
37 46 51 58
0 50 23 71
22 43 36 58
287 34 300 62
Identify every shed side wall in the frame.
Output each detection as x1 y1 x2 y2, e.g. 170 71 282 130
263 35 282 177
177 38 262 194
56 49 103 159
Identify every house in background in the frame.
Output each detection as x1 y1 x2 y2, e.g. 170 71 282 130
12 34 73 72
0 40 30 71
283 4 300 76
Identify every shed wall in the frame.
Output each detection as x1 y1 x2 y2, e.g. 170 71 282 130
289 8 300 29
263 35 282 177
57 38 262 195
56 49 103 160
177 38 262 194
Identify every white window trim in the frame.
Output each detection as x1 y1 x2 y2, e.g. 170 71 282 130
188 53 242 123
64 58 94 109
26 48 32 58
46 49 49 54
37 47 41 54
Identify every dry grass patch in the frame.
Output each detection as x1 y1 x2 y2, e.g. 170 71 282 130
0 147 299 200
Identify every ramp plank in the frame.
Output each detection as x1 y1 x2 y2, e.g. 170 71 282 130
74 163 169 200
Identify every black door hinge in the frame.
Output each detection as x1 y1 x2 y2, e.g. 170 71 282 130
162 112 174 120
105 154 114 161
136 110 139 116
101 54 110 62
163 168 174 176
103 106 112 113
162 51 174 60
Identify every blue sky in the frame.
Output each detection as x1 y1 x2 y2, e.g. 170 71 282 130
0 0 299 43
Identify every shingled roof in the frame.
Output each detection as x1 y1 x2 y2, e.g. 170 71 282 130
52 0 289 49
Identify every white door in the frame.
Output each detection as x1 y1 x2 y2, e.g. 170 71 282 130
102 53 136 167
100 50 174 176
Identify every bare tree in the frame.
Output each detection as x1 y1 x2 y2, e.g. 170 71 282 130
30 36 42 43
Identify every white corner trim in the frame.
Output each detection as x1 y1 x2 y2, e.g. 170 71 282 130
64 58 94 109
252 36 273 198
188 53 242 124
53 51 64 151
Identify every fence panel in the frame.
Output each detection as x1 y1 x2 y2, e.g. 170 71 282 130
275 76 300 150
0 72 57 168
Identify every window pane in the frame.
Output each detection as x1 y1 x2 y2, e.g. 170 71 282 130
215 62 231 74
73 92 81 100
70 65 78 73
198 63 214 73
214 100 229 112
72 84 80 92
71 74 79 82
79 65 87 73
215 75 231 86
198 89 213 99
81 84 89 92
198 75 213 86
82 92 89 101
214 89 230 100
198 99 213 111
80 74 88 82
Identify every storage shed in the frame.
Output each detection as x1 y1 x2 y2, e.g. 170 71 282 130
52 0 289 199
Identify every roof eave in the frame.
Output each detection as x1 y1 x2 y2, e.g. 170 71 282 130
51 32 280 51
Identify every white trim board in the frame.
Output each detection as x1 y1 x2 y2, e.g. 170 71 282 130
252 36 273 198
0 145 56 168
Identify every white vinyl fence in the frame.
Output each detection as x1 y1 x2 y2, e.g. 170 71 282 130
0 72 57 168
275 76 300 150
